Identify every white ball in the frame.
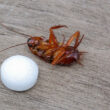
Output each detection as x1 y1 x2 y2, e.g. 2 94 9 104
0 55 39 91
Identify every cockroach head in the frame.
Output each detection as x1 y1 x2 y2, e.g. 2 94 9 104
27 37 43 48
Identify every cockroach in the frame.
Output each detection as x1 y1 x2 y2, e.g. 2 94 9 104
0 24 86 65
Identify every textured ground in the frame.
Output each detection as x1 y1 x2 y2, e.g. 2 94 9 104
0 0 110 110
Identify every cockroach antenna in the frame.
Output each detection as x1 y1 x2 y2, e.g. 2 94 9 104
0 22 32 38
0 43 27 53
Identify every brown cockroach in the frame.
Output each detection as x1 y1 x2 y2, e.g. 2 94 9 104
0 24 85 65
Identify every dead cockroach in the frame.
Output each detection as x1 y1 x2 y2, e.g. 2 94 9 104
0 24 85 65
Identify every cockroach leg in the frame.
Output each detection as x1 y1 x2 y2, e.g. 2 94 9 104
51 47 65 65
74 34 84 49
54 53 68 64
59 34 65 47
79 51 88 54
77 60 83 66
49 25 67 46
65 31 80 46
73 32 80 49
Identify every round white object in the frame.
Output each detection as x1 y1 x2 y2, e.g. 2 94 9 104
0 55 39 91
